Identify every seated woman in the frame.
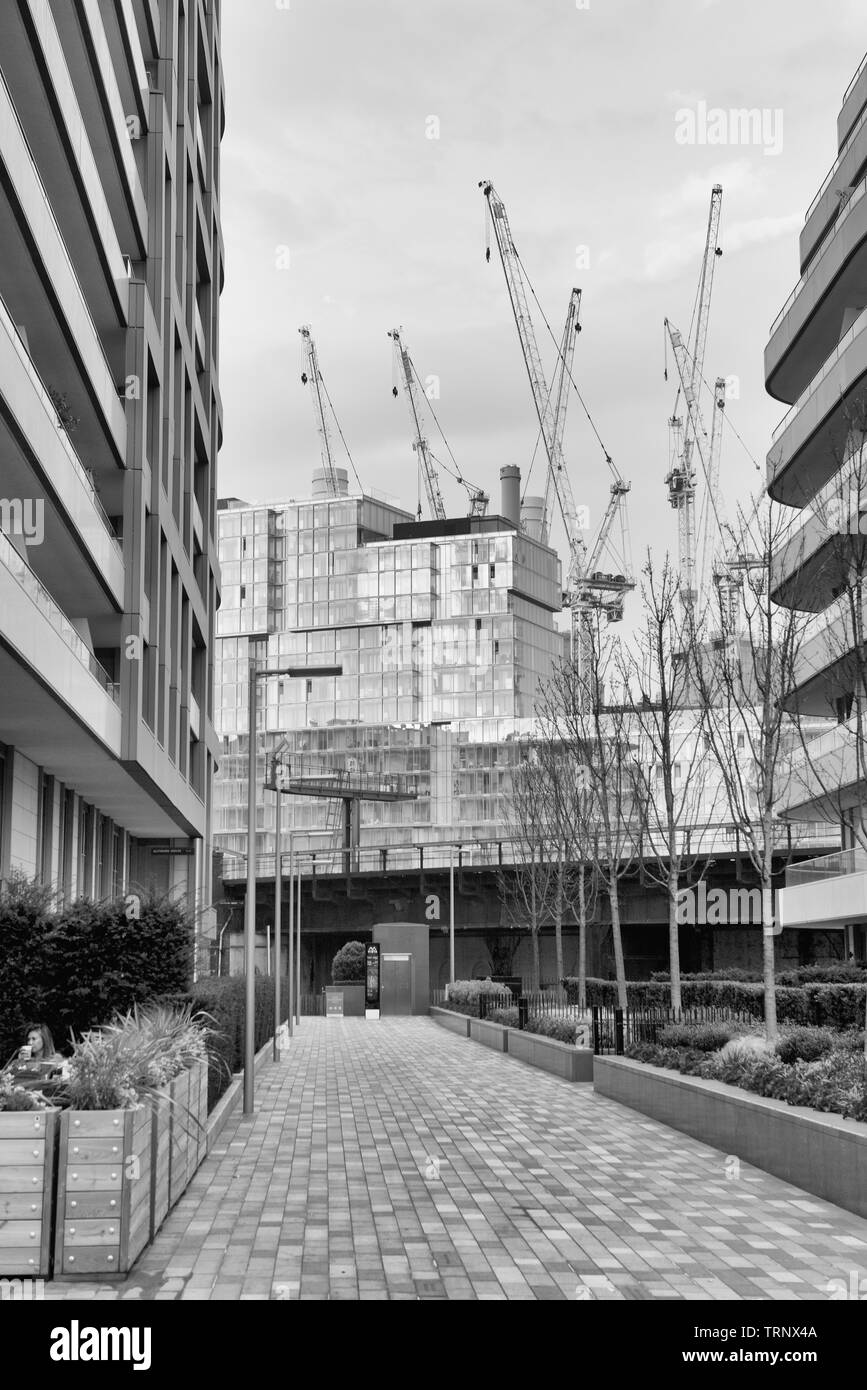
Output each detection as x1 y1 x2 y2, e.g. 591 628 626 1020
4 1022 64 1080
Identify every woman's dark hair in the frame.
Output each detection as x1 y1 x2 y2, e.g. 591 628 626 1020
24 1022 56 1056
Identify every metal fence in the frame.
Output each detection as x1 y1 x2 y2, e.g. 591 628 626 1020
590 1004 759 1055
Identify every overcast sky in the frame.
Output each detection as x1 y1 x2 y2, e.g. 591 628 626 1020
218 0 866 605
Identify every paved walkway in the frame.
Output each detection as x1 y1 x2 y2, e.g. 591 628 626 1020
46 1018 867 1301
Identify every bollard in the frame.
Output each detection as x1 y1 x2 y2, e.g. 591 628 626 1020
592 1005 601 1054
518 995 528 1031
479 993 488 1021
614 1007 625 1056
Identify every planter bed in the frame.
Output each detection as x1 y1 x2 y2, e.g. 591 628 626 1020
429 1006 470 1038
54 1104 152 1278
594 1056 867 1220
507 1029 593 1082
0 1109 59 1277
468 1018 509 1051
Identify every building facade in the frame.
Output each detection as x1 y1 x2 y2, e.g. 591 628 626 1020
767 49 867 959
213 469 567 868
0 0 223 909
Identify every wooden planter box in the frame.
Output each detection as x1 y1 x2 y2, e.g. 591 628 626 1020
55 1105 152 1277
149 1091 171 1242
0 1108 59 1278
191 1057 209 1169
168 1067 192 1210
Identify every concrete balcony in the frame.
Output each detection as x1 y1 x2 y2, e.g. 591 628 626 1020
784 589 865 715
0 0 132 338
778 847 867 929
766 174 867 403
800 101 867 273
0 64 127 474
0 290 124 609
839 54 867 150
770 450 867 609
782 718 865 819
46 0 147 257
766 305 867 506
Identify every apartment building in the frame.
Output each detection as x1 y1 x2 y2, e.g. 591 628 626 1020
213 467 567 870
767 50 867 958
0 1 223 910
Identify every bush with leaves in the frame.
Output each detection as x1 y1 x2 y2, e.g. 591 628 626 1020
443 979 513 1017
656 1022 740 1052
331 941 366 984
0 876 53 1063
526 1013 578 1045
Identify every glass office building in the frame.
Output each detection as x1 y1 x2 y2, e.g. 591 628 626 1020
213 471 567 863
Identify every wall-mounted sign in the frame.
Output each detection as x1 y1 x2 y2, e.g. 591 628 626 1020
150 847 195 856
365 943 381 1019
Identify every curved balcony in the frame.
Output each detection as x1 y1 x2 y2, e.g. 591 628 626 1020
766 174 867 403
766 305 867 505
800 98 867 273
782 589 865 714
781 718 865 821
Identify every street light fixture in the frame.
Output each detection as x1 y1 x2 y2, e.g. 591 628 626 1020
244 661 342 1116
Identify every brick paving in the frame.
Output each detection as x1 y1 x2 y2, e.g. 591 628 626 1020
45 1018 867 1301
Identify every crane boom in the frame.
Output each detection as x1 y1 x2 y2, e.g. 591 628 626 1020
542 289 582 542
388 329 447 522
299 326 341 497
480 181 587 587
696 377 726 606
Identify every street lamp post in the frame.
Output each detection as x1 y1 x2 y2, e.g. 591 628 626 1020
243 662 341 1117
449 841 456 985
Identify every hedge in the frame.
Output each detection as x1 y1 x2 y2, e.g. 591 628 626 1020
571 977 866 1028
0 879 194 1064
174 975 292 1109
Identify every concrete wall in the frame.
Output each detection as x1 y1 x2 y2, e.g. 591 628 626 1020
9 749 38 874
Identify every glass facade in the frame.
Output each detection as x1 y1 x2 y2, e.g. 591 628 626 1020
213 488 566 860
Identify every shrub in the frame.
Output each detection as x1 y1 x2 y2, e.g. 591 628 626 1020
331 941 366 984
0 876 53 1065
777 964 867 986
176 975 291 1108
444 979 513 1016
526 1014 578 1045
649 968 761 983
487 1006 519 1027
775 1026 838 1065
656 1023 737 1052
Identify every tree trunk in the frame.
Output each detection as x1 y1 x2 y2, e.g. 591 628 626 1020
668 862 682 1015
762 878 777 1042
577 863 587 1013
530 864 540 991
608 878 628 1012
531 928 541 994
554 851 565 988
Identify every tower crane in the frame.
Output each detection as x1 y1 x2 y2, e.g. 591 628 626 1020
479 180 633 631
541 289 583 545
299 326 342 497
388 328 488 520
663 185 723 608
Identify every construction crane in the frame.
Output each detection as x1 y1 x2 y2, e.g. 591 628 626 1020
299 325 342 497
479 179 633 629
387 328 488 520
664 185 723 608
541 289 583 545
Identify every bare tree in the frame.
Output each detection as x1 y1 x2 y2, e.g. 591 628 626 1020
619 553 724 1013
537 611 640 1011
498 746 561 991
690 494 811 1040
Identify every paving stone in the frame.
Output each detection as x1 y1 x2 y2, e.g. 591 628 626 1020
42 1018 867 1302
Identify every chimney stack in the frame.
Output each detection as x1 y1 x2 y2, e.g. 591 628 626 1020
499 465 521 529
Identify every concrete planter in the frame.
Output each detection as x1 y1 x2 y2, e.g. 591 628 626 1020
429 1006 470 1038
0 1108 59 1277
55 1105 152 1277
594 1056 867 1221
507 1030 593 1082
469 1018 508 1051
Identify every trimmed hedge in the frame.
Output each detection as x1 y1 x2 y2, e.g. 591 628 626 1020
175 975 292 1109
0 879 194 1064
574 976 866 1028
444 979 513 1017
331 941 366 984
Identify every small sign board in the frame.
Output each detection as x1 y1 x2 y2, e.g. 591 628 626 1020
365 943 381 1019
150 846 195 856
326 989 344 1018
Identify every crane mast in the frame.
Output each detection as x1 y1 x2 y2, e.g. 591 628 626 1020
696 376 726 607
664 185 723 608
299 326 341 497
388 328 447 522
480 181 588 588
481 180 633 631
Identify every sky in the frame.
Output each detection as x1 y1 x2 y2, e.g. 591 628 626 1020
217 0 867 622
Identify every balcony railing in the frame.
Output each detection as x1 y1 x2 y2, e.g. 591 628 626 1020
0 293 122 556
842 51 867 108
771 302 867 444
0 529 120 702
805 97 867 225
785 845 867 888
770 173 867 336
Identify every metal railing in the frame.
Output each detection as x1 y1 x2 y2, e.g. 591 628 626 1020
0 529 120 702
842 51 867 113
805 96 867 225
0 292 121 555
785 845 867 888
591 1004 759 1055
770 173 867 335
